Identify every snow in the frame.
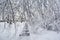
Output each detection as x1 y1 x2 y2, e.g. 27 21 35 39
0 0 60 40
0 22 60 40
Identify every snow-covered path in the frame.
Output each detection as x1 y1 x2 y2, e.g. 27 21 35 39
13 31 60 40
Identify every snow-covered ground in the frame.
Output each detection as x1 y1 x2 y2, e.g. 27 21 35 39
0 22 60 40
